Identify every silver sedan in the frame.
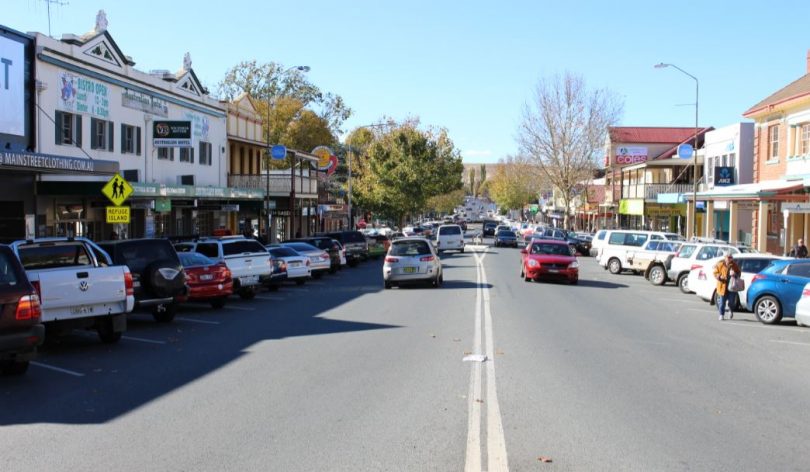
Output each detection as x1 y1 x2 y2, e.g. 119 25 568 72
383 237 443 289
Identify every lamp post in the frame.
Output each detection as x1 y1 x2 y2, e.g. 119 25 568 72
655 62 699 238
265 65 310 241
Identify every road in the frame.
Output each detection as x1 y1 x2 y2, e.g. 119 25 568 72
2 234 810 471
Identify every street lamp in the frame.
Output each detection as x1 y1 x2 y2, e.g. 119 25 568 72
265 65 310 241
655 62 699 238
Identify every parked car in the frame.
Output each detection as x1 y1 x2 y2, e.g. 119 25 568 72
383 237 443 289
175 236 280 298
435 224 465 253
667 242 742 293
794 282 810 327
321 231 369 265
688 254 789 310
493 229 519 248
623 240 683 285
332 239 348 268
12 237 133 341
0 245 44 376
366 234 388 259
289 237 341 272
268 246 311 285
747 259 810 324
177 252 233 308
98 238 186 322
279 242 331 278
520 239 579 284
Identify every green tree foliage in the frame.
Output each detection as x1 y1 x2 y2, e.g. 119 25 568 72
479 164 487 184
427 188 466 215
468 167 476 196
488 155 540 211
352 121 464 226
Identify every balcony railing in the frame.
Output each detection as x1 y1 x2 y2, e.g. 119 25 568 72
228 174 318 197
620 183 695 200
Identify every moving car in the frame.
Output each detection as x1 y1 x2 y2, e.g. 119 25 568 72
493 229 519 248
520 239 579 284
687 254 788 310
383 237 443 289
177 252 233 308
0 245 44 376
279 242 331 278
435 224 465 253
746 259 810 324
268 246 311 285
482 220 499 237
366 234 388 259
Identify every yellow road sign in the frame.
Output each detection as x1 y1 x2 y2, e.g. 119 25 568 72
102 173 134 206
106 206 131 224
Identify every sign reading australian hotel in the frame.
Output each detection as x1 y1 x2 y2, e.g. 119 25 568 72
153 121 192 148
122 89 168 117
0 150 118 174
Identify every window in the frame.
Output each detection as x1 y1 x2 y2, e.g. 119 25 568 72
90 118 114 151
18 244 92 269
55 111 82 147
195 243 219 258
222 240 266 256
199 141 212 166
786 262 810 278
179 147 194 163
768 125 780 159
801 124 810 156
157 147 174 160
121 124 141 155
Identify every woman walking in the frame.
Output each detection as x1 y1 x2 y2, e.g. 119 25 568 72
713 253 741 321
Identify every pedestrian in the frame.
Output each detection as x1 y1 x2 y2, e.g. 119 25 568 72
713 253 741 321
789 238 808 258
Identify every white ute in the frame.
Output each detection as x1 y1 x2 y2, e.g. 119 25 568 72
11 238 134 343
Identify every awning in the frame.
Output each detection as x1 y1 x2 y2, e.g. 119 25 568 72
622 156 703 173
692 179 804 200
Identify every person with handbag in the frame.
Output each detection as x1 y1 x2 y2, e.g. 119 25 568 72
713 253 742 321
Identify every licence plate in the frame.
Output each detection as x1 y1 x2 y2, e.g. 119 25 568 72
200 274 214 281
290 262 301 267
404 267 417 273
239 275 259 286
70 305 94 315
547 269 559 274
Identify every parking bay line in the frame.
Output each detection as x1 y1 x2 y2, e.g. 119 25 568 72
122 335 166 345
174 317 221 325
770 339 810 346
30 361 84 377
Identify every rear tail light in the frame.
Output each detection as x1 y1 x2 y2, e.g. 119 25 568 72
690 264 702 271
15 293 41 321
752 274 766 283
31 280 41 300
385 257 399 263
420 255 435 262
124 269 134 296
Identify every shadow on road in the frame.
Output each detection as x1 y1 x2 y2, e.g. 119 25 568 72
442 280 492 289
576 279 629 289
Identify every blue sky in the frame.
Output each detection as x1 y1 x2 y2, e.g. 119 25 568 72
7 0 810 163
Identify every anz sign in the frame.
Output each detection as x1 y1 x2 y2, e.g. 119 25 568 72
714 166 735 187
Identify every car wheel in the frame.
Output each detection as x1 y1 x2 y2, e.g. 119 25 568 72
296 279 306 286
0 360 29 376
608 258 622 275
313 272 323 279
238 288 256 300
210 297 227 309
384 280 392 289
754 295 782 324
678 273 691 294
152 303 177 323
97 318 122 344
649 265 666 286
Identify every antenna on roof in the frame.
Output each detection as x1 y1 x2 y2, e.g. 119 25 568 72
39 0 69 37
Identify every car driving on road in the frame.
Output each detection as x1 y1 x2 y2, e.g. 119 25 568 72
383 237 443 289
520 239 579 284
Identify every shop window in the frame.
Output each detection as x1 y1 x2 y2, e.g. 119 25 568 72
55 111 82 147
801 124 810 155
91 118 114 151
179 147 194 163
121 124 141 155
199 141 212 166
768 125 780 159
157 147 174 161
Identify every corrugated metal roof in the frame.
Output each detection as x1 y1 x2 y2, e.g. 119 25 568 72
743 74 810 117
608 127 699 144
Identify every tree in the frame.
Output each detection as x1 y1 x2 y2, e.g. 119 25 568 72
468 167 476 196
488 155 541 212
479 164 487 185
352 121 464 227
427 188 466 215
517 72 622 229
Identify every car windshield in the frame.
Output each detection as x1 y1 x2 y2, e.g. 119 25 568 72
530 243 570 256
390 240 432 256
178 252 214 267
283 242 319 253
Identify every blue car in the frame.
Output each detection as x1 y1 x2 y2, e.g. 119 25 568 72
746 259 810 324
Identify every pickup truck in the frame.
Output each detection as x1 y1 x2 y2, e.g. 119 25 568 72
624 240 684 285
11 238 133 343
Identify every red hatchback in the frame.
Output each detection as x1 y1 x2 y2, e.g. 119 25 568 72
520 239 579 284
178 252 233 308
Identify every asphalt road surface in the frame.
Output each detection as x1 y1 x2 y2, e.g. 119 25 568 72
2 234 810 471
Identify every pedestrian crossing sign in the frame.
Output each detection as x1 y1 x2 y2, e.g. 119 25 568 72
102 173 134 206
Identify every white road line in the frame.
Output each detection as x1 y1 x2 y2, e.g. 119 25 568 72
174 317 221 325
30 361 84 377
220 305 255 312
464 261 483 472
122 335 166 345
770 339 810 346
481 258 508 472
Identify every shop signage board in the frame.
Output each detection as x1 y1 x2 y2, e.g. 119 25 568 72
782 202 810 214
155 198 171 213
0 150 118 174
122 89 168 117
614 146 648 165
619 198 644 216
0 35 25 137
153 121 192 148
101 173 134 206
714 166 734 186
58 71 109 118
106 206 130 224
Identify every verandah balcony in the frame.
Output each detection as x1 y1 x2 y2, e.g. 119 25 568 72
228 174 318 198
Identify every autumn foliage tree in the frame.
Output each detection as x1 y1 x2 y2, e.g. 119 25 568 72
488 155 542 212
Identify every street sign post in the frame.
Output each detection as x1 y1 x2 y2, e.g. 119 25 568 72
677 143 694 159
102 173 134 207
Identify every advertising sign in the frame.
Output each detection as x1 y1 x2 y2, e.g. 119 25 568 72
153 121 192 148
0 35 25 136
614 146 648 165
714 166 734 186
122 89 168 117
311 145 338 174
58 71 109 118
619 199 644 216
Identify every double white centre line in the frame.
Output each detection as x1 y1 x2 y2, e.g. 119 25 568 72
465 248 509 472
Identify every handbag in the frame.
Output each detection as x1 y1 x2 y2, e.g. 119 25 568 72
729 275 745 292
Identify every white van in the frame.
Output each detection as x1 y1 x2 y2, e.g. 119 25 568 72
436 224 465 253
597 230 684 274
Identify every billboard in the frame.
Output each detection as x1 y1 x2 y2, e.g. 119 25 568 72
0 34 25 136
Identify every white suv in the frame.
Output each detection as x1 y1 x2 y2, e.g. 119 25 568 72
436 224 465 253
667 242 741 293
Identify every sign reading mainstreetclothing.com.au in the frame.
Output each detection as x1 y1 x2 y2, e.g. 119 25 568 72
153 121 192 148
